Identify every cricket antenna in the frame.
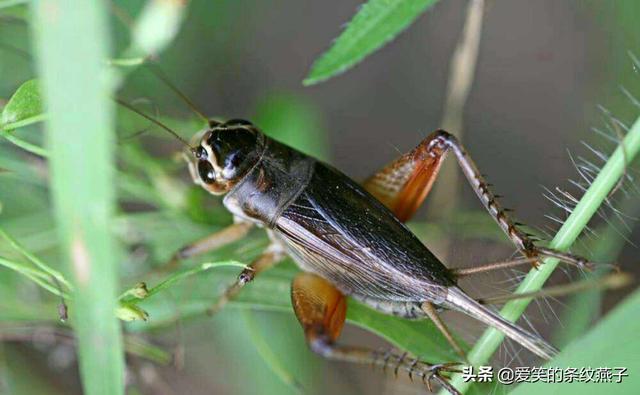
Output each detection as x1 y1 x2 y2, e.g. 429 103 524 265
115 98 195 153
146 62 209 124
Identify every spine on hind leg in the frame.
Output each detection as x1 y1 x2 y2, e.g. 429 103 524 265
444 287 558 360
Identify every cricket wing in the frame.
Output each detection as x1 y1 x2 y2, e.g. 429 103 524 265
274 162 454 303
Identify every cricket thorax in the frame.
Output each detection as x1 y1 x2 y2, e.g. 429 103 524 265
223 137 316 227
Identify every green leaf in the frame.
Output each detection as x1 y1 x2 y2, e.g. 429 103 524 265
348 300 462 361
241 311 306 394
510 288 640 395
0 0 29 10
304 0 439 85
1 79 45 129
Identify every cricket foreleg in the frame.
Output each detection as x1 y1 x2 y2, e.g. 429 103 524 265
163 222 253 269
291 273 461 394
207 244 285 315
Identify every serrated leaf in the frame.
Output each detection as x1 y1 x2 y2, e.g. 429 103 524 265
304 0 439 85
1 79 44 129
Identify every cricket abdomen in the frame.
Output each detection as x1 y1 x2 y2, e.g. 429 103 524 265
350 294 428 319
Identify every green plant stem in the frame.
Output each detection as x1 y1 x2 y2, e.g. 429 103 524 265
445 115 640 394
31 1 124 394
0 127 48 157
140 260 247 300
0 114 47 131
0 227 71 289
0 257 69 298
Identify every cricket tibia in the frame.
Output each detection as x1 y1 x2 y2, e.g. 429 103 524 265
444 286 559 360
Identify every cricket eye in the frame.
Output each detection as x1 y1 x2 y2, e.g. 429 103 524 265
197 160 216 184
208 127 259 181
195 146 207 160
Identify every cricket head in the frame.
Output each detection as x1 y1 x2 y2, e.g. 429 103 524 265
187 119 265 195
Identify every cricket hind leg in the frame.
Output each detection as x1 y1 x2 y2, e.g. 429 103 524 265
291 272 462 394
363 132 448 222
363 129 598 269
476 271 632 305
421 302 467 361
207 243 285 315
449 251 617 279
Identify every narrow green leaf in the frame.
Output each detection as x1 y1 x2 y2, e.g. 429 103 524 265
1 79 43 127
510 288 640 395
242 311 305 394
304 0 439 85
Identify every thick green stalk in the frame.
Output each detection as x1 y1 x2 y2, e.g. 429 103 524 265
445 115 640 394
30 1 124 394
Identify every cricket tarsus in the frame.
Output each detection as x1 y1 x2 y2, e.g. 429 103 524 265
207 246 285 315
313 341 462 395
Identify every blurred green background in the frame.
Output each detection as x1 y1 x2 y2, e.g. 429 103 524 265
1 1 639 394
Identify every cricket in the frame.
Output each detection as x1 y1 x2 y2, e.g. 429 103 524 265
118 86 615 394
